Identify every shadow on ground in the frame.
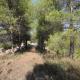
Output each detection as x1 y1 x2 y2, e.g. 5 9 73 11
25 63 80 80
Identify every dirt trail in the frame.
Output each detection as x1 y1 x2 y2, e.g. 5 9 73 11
0 52 44 80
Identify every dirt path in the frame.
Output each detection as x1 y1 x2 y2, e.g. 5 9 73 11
0 52 44 80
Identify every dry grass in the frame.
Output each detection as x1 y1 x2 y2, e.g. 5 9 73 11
0 52 80 80
0 52 44 80
26 58 80 80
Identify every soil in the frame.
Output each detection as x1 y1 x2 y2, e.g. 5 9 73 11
0 52 44 80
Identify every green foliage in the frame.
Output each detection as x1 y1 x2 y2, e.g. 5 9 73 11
0 0 17 25
74 31 80 58
48 32 68 55
46 10 63 22
0 30 7 35
33 0 64 52
0 42 12 49
47 29 78 56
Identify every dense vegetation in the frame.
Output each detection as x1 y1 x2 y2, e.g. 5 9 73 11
0 0 80 57
0 0 80 80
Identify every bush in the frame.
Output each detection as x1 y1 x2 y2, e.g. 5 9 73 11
47 32 69 56
47 29 80 58
1 42 12 50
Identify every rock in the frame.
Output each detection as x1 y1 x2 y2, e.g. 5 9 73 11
5 49 11 54
14 46 20 53
5 49 13 54
20 42 25 51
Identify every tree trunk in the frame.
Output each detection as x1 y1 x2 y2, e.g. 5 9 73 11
69 34 74 58
37 37 45 53
69 0 75 58
25 40 28 49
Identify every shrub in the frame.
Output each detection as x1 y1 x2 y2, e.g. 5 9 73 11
1 42 12 50
47 29 79 58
